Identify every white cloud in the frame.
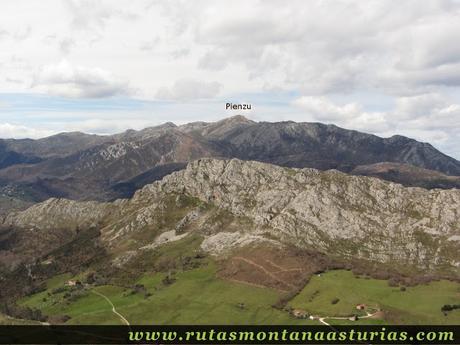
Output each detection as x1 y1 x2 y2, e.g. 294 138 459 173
0 123 55 139
0 29 9 41
59 37 75 55
63 0 138 31
0 0 459 158
156 79 221 101
293 96 389 133
190 0 460 95
1 0 460 98
293 96 362 122
31 60 130 98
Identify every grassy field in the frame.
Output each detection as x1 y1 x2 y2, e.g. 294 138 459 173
19 262 313 325
18 267 460 325
17 234 460 325
289 270 460 324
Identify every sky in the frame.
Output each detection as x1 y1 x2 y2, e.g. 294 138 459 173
0 0 460 159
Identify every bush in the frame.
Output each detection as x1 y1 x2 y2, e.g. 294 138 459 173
2 303 47 322
162 275 176 286
67 290 84 302
388 278 399 287
133 284 146 293
51 287 66 295
85 272 96 284
194 252 206 259
272 290 300 310
22 284 46 297
441 304 460 313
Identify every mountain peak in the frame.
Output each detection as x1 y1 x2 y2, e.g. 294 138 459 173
142 122 178 131
197 115 254 138
220 115 253 124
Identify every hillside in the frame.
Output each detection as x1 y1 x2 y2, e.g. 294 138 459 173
1 158 458 325
2 159 458 274
352 162 460 189
0 116 459 211
183 117 460 175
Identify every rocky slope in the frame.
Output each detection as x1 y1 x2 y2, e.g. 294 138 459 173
0 141 42 170
3 132 109 159
2 159 459 276
190 117 460 175
352 162 460 189
0 125 217 202
1 116 459 211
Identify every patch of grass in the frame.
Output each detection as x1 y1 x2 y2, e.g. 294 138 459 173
45 273 73 289
105 234 206 287
0 312 42 325
19 261 316 325
289 270 460 324
18 273 72 310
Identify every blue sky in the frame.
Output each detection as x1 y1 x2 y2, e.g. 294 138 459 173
1 0 460 160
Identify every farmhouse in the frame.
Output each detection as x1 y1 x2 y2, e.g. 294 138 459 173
292 309 308 319
356 304 366 310
66 280 82 287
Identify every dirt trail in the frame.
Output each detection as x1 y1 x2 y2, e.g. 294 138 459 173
318 317 330 326
91 290 130 326
232 256 296 289
264 259 303 273
313 310 380 326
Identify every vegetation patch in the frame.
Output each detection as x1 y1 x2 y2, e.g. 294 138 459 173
19 261 315 325
289 270 460 324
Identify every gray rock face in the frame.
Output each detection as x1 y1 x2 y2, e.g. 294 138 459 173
140 159 460 270
193 118 460 175
3 158 459 274
1 116 459 213
3 198 112 231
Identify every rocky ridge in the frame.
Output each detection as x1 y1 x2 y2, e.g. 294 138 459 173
0 116 459 213
2 158 459 275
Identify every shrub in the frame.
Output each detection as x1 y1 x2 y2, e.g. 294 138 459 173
441 304 460 313
51 287 66 295
388 278 399 287
162 274 176 286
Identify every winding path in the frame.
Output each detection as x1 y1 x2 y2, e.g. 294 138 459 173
232 256 296 289
313 311 379 326
263 259 303 273
91 290 130 326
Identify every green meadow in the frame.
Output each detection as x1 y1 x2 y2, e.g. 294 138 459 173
289 270 460 324
19 262 311 325
18 242 460 325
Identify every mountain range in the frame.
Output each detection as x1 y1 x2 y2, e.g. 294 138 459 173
0 158 458 297
0 117 459 325
0 116 459 217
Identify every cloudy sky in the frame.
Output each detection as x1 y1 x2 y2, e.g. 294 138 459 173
1 0 460 159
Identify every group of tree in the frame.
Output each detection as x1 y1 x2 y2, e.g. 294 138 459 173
441 304 460 314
